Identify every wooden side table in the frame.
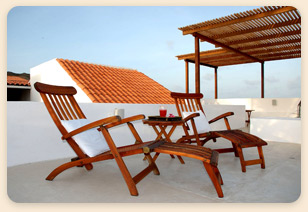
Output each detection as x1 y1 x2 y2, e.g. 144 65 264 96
142 119 185 164
245 110 254 126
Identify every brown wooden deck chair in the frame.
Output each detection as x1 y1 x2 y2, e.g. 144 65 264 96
171 92 267 172
34 82 224 198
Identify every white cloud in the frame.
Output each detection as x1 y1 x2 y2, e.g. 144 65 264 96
170 84 185 93
265 76 279 83
287 76 301 90
166 41 174 51
202 73 214 81
244 79 259 86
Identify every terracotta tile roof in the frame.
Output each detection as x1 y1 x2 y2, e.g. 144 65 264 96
7 76 30 86
56 58 174 104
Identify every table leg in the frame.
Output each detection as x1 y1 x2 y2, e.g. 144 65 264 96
159 125 175 158
153 125 163 140
246 110 253 126
143 126 164 161
143 123 184 164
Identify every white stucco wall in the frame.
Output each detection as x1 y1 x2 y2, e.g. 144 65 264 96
251 117 301 144
207 98 302 143
30 58 92 102
7 102 245 167
204 98 301 118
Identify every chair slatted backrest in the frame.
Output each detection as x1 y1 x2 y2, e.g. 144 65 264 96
170 92 205 117
34 82 87 136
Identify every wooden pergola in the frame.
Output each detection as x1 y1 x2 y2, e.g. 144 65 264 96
176 6 301 98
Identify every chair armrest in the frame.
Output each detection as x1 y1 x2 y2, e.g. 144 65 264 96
208 112 234 124
183 113 200 122
62 116 121 140
104 114 145 129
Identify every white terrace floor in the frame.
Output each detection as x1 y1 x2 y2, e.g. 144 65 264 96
7 136 301 203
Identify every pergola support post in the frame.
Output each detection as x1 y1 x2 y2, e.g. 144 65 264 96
215 67 218 99
261 62 264 98
185 60 189 93
195 36 200 93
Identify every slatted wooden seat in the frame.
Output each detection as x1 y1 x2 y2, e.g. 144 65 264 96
171 92 267 172
155 142 219 167
34 82 224 198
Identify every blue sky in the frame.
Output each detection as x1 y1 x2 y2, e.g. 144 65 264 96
7 6 301 98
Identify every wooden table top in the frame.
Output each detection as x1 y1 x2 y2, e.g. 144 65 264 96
142 119 184 126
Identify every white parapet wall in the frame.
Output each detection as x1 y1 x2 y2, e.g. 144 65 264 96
250 117 301 144
205 98 302 143
7 102 245 167
205 98 301 118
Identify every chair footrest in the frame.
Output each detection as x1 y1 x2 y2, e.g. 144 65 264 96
154 142 219 166
213 147 234 153
212 130 267 148
244 159 263 166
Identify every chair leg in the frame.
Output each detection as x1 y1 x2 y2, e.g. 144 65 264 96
113 155 139 196
203 162 224 198
84 163 93 171
177 156 185 164
46 163 74 181
101 127 139 196
144 153 160 175
46 159 93 181
152 152 160 161
232 143 239 157
257 146 266 169
71 157 93 170
213 166 223 185
236 147 246 172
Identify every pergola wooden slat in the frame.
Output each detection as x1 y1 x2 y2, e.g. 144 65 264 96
176 6 301 98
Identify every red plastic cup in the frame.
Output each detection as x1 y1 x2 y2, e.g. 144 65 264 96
159 109 167 117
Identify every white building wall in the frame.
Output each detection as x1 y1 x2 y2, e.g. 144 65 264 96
7 102 245 167
30 58 92 103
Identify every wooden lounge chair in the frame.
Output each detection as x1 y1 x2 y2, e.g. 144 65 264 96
34 82 224 198
171 92 267 172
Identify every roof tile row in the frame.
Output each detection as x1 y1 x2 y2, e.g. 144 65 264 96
7 76 30 86
56 58 174 104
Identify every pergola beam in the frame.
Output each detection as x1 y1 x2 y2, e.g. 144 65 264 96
179 45 299 67
185 59 218 69
177 49 227 61
176 38 301 62
193 32 263 63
